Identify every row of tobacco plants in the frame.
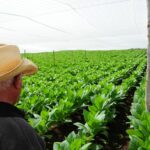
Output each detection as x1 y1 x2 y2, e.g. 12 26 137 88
19 49 147 149
127 76 150 149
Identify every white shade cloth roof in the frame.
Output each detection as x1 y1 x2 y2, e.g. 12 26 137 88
0 0 147 52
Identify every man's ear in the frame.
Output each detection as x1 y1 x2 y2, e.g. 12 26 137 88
13 75 22 89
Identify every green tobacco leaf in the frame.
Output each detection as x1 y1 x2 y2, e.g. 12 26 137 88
95 111 105 121
80 143 92 150
29 114 41 128
83 110 90 123
60 140 70 150
67 131 77 143
53 143 61 150
74 122 87 131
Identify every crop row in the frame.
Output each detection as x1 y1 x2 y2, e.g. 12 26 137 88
127 76 150 149
26 57 146 135
20 53 144 110
18 50 146 149
53 56 146 149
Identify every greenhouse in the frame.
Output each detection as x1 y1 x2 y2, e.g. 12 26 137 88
0 0 149 150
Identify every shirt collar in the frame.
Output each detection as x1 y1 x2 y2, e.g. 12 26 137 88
0 102 25 118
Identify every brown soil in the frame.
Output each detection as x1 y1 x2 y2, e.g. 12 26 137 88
103 88 134 150
44 109 84 149
45 122 77 149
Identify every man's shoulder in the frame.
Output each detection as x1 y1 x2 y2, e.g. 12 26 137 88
0 117 41 143
0 117 26 134
0 116 35 132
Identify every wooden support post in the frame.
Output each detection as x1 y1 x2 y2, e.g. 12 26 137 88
24 49 26 58
146 0 150 111
53 50 56 66
85 50 87 61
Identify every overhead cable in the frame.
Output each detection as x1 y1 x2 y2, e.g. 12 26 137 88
0 12 70 34
53 0 97 30
0 25 63 40
0 26 14 32
38 0 130 16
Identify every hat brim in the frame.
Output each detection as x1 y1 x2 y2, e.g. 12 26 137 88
21 59 38 76
0 58 38 82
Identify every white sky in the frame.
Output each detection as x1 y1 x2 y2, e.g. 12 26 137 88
0 0 147 52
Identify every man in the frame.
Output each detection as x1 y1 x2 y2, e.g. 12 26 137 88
0 44 45 150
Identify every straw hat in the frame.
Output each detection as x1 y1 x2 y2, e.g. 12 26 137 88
0 44 38 82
